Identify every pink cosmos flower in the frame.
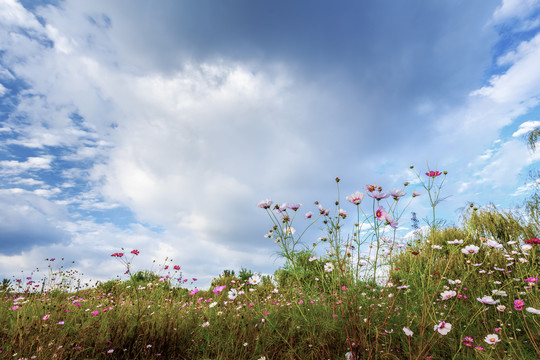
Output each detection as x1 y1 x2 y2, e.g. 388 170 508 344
189 289 199 296
346 191 364 205
426 171 442 178
384 212 398 229
389 189 406 200
338 209 347 219
173 265 181 271
305 211 313 219
92 310 99 316
524 277 538 284
462 245 480 255
375 206 387 221
514 299 525 311
368 190 390 200
213 285 226 295
111 252 124 257
130 249 139 255
257 199 273 209
42 314 50 321
462 336 474 347
287 203 302 211
412 190 421 197
318 205 330 216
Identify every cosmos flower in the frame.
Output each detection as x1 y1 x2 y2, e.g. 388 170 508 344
375 206 387 221
526 307 540 314
447 239 463 244
426 171 442 178
462 245 480 255
346 191 364 205
228 289 238 300
440 291 457 300
484 334 500 345
477 296 499 305
389 189 406 200
434 321 452 335
403 327 414 336
368 190 390 200
257 199 273 209
249 274 262 285
324 262 334 272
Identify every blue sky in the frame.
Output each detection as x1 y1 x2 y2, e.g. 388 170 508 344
1 0 540 288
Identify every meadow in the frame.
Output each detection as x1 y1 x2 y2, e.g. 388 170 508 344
1 166 539 359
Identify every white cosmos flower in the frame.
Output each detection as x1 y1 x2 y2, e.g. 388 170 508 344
440 290 457 300
228 289 238 300
491 289 507 296
526 307 540 314
324 262 334 272
477 296 499 305
462 245 480 254
484 334 501 344
248 275 262 285
447 239 463 244
434 321 452 335
403 327 414 336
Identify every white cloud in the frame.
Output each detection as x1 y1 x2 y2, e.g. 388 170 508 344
512 120 540 137
0 156 53 175
492 0 540 23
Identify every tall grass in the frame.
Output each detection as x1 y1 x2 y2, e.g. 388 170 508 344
1 167 539 359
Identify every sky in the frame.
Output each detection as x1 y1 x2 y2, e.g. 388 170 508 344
1 0 540 289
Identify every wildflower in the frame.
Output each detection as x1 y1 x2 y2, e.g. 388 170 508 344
209 302 217 308
11 305 19 311
324 262 334 272
412 190 420 197
346 191 364 205
477 296 499 305
514 299 525 311
526 307 540 314
425 171 442 178
440 291 457 300
375 206 387 221
447 239 463 244
173 265 180 271
111 252 124 257
249 274 262 285
42 314 50 321
92 310 99 316
213 285 226 295
491 290 507 296
432 245 443 250
201 321 210 327
365 184 379 192
368 190 390 200
257 199 273 209
189 289 199 296
462 245 480 255
474 346 484 351
462 336 474 347
403 327 414 336
524 237 540 244
58 321 64 325
524 277 538 284
434 321 452 335
305 211 313 219
288 203 302 211
228 289 238 300
358 260 368 266
484 334 501 344
308 256 318 262
389 189 406 200
384 213 398 229
496 305 506 312
318 205 330 216
521 244 533 252
345 351 354 360
130 249 139 255
484 239 503 249
107 349 114 354
338 209 347 218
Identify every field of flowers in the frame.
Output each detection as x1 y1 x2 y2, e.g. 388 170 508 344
1 166 539 359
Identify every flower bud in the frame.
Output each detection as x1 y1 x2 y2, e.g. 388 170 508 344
335 177 340 183
410 165 414 169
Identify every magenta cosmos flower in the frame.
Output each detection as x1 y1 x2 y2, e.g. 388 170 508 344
524 237 540 245
426 171 443 178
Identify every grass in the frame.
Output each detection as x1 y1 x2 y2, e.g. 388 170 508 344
1 168 539 359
